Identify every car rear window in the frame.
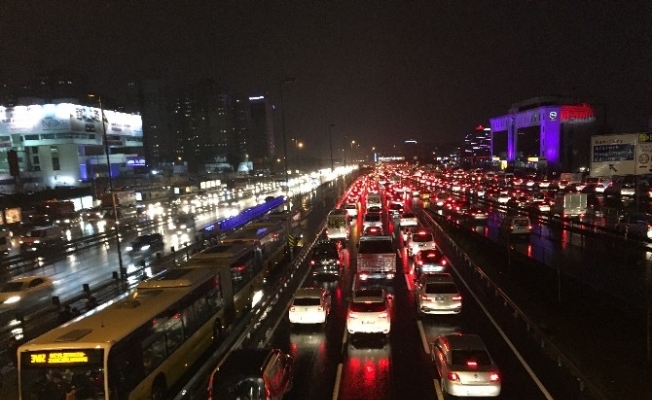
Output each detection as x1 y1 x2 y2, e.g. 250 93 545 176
413 233 433 242
350 301 386 313
451 349 492 366
313 247 338 258
294 297 321 306
0 282 24 292
513 219 529 227
365 214 381 222
425 283 458 294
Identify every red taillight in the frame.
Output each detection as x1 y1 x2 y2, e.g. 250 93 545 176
452 295 462 301
336 260 341 265
359 273 369 280
420 294 431 301
467 360 478 369
417 260 423 266
441 259 447 265
310 260 315 265
447 372 460 382
490 372 501 382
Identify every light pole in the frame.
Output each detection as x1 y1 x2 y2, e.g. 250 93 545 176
295 140 303 172
88 94 125 276
280 77 296 199
328 124 335 171
343 134 348 167
350 140 356 166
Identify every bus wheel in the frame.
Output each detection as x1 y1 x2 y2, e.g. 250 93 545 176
213 321 223 346
151 375 167 400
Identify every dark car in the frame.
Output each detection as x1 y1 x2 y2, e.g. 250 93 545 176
413 248 448 276
309 240 342 277
126 233 164 253
208 348 293 400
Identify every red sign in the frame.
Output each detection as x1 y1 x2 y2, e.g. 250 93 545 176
560 105 595 123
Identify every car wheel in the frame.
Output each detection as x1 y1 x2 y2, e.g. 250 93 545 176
151 376 167 400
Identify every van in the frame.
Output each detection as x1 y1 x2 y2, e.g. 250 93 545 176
208 348 293 400
19 225 64 253
499 216 532 239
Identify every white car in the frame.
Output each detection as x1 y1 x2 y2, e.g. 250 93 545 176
0 276 54 312
362 212 383 232
431 334 501 397
342 203 358 218
407 228 436 256
415 273 462 315
346 289 391 336
289 288 331 325
399 212 418 227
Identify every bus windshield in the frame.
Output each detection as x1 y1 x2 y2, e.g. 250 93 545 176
20 348 105 400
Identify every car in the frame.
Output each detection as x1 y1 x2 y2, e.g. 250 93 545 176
18 225 65 253
207 348 293 400
309 241 342 276
413 249 448 275
407 228 436 256
387 202 404 217
362 212 383 232
288 287 331 325
366 205 383 214
126 233 164 253
399 212 418 227
415 273 462 315
431 334 501 397
467 207 487 220
498 216 532 239
615 212 652 240
346 288 391 336
0 276 55 312
342 202 359 218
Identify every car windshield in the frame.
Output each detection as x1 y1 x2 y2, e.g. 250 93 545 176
293 297 321 306
0 282 24 292
350 301 386 313
425 283 458 294
451 349 492 366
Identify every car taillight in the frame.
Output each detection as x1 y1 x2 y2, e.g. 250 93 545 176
310 260 315 265
441 259 447 265
359 273 369 280
466 360 478 369
378 312 388 318
447 372 460 382
417 260 423 266
336 260 341 265
348 312 359 319
290 306 296 312
420 294 431 301
490 372 501 382
452 295 462 301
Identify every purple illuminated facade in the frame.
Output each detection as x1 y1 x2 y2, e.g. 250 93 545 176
490 97 596 172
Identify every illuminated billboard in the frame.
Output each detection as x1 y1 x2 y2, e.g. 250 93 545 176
0 103 142 136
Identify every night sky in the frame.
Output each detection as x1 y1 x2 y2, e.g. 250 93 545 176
1 1 650 158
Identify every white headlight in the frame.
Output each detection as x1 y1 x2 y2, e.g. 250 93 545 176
4 295 21 304
141 245 151 250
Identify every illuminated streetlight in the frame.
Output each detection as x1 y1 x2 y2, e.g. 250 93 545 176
280 77 296 199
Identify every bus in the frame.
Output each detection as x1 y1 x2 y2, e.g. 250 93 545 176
17 245 263 400
219 220 289 281
259 209 305 248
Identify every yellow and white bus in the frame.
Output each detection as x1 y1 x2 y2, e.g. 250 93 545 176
18 243 263 400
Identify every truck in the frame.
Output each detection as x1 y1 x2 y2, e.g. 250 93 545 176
550 193 588 219
356 236 397 280
101 190 137 208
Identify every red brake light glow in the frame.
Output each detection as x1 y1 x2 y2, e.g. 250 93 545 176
490 372 501 382
467 360 478 369
447 372 460 382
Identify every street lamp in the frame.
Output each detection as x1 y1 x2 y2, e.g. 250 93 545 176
328 124 335 171
295 140 303 172
350 140 356 166
280 77 296 199
88 94 125 275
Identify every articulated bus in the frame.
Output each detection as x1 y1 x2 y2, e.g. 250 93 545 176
220 219 289 281
17 243 264 400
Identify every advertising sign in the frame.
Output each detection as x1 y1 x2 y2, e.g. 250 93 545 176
4 207 21 224
590 134 637 176
0 104 142 137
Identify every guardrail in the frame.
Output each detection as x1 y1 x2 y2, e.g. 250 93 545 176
421 208 610 400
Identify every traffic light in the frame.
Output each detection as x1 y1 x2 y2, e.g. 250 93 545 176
7 150 19 177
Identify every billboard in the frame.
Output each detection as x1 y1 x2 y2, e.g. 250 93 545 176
590 134 637 176
0 103 142 137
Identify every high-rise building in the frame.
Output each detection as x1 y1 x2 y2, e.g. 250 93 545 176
247 95 275 172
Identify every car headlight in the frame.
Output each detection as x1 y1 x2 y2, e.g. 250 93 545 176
125 246 133 251
33 240 40 244
141 245 151 250
4 295 21 304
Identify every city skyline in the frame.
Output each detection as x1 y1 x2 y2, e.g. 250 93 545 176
1 1 650 163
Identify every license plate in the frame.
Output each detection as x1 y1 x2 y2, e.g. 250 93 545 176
435 296 444 301
362 320 375 325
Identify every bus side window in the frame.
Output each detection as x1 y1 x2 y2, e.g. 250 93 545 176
182 303 198 337
141 333 166 374
164 316 184 353
194 296 210 324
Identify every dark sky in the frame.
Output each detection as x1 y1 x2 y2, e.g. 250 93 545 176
1 0 650 158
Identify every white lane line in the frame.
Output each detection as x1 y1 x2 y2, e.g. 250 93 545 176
451 263 555 400
433 379 444 400
332 363 343 400
417 320 430 354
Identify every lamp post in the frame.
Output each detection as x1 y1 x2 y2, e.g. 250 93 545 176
328 124 335 171
343 134 348 167
294 139 303 172
88 94 125 275
280 77 296 199
350 140 356 166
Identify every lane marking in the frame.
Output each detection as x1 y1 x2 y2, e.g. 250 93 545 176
332 363 343 400
417 320 430 354
433 378 444 400
451 261 555 400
